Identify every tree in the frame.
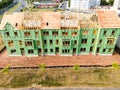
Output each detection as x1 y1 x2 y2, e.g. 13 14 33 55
0 0 13 9
112 62 120 70
68 0 70 7
108 0 114 5
101 0 108 5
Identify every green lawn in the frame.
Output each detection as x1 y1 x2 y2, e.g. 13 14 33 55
0 67 120 88
0 35 4 51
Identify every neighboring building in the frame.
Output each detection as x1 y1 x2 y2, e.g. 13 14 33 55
111 0 120 14
70 0 101 10
0 11 120 56
116 36 120 53
33 1 58 9
113 0 120 52
111 0 120 10
58 1 69 10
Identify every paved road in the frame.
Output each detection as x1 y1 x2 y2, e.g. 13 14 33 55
14 0 26 12
1 87 120 90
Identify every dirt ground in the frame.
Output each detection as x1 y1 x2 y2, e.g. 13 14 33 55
0 35 4 51
0 50 120 68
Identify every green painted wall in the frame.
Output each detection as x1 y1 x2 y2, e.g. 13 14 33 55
0 23 120 56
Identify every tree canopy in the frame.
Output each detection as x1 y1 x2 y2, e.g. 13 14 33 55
101 0 114 5
0 0 13 9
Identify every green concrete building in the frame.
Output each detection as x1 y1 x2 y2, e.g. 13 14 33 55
0 11 120 56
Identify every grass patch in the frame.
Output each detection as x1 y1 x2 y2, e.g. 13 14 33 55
0 35 4 51
21 7 63 12
0 67 120 88
32 8 63 12
0 14 3 20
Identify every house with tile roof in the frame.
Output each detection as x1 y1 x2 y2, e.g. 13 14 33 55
0 11 120 56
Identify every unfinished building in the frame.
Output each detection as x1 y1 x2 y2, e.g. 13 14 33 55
0 11 120 56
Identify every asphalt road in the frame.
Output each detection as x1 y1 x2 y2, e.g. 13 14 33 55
14 0 26 12
1 87 120 90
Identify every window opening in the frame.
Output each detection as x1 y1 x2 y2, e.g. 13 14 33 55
103 31 107 35
19 40 22 45
81 39 87 44
28 50 34 54
72 32 77 36
11 49 16 53
8 40 14 47
14 32 18 37
52 31 58 36
25 41 32 46
6 32 10 37
80 48 86 52
107 38 114 45
63 40 70 46
56 40 59 45
62 32 68 36
50 40 53 44
82 30 89 35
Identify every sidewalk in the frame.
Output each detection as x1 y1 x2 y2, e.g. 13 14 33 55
0 50 120 68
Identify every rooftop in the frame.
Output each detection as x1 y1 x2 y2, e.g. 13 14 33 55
97 10 120 28
0 10 119 30
0 12 61 30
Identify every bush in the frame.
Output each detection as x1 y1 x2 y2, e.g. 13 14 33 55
39 64 46 70
112 62 120 70
73 64 80 71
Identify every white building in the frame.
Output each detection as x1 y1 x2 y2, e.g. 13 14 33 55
111 0 120 14
70 0 101 10
111 0 120 10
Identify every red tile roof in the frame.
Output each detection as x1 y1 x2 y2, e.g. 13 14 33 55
97 10 120 28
